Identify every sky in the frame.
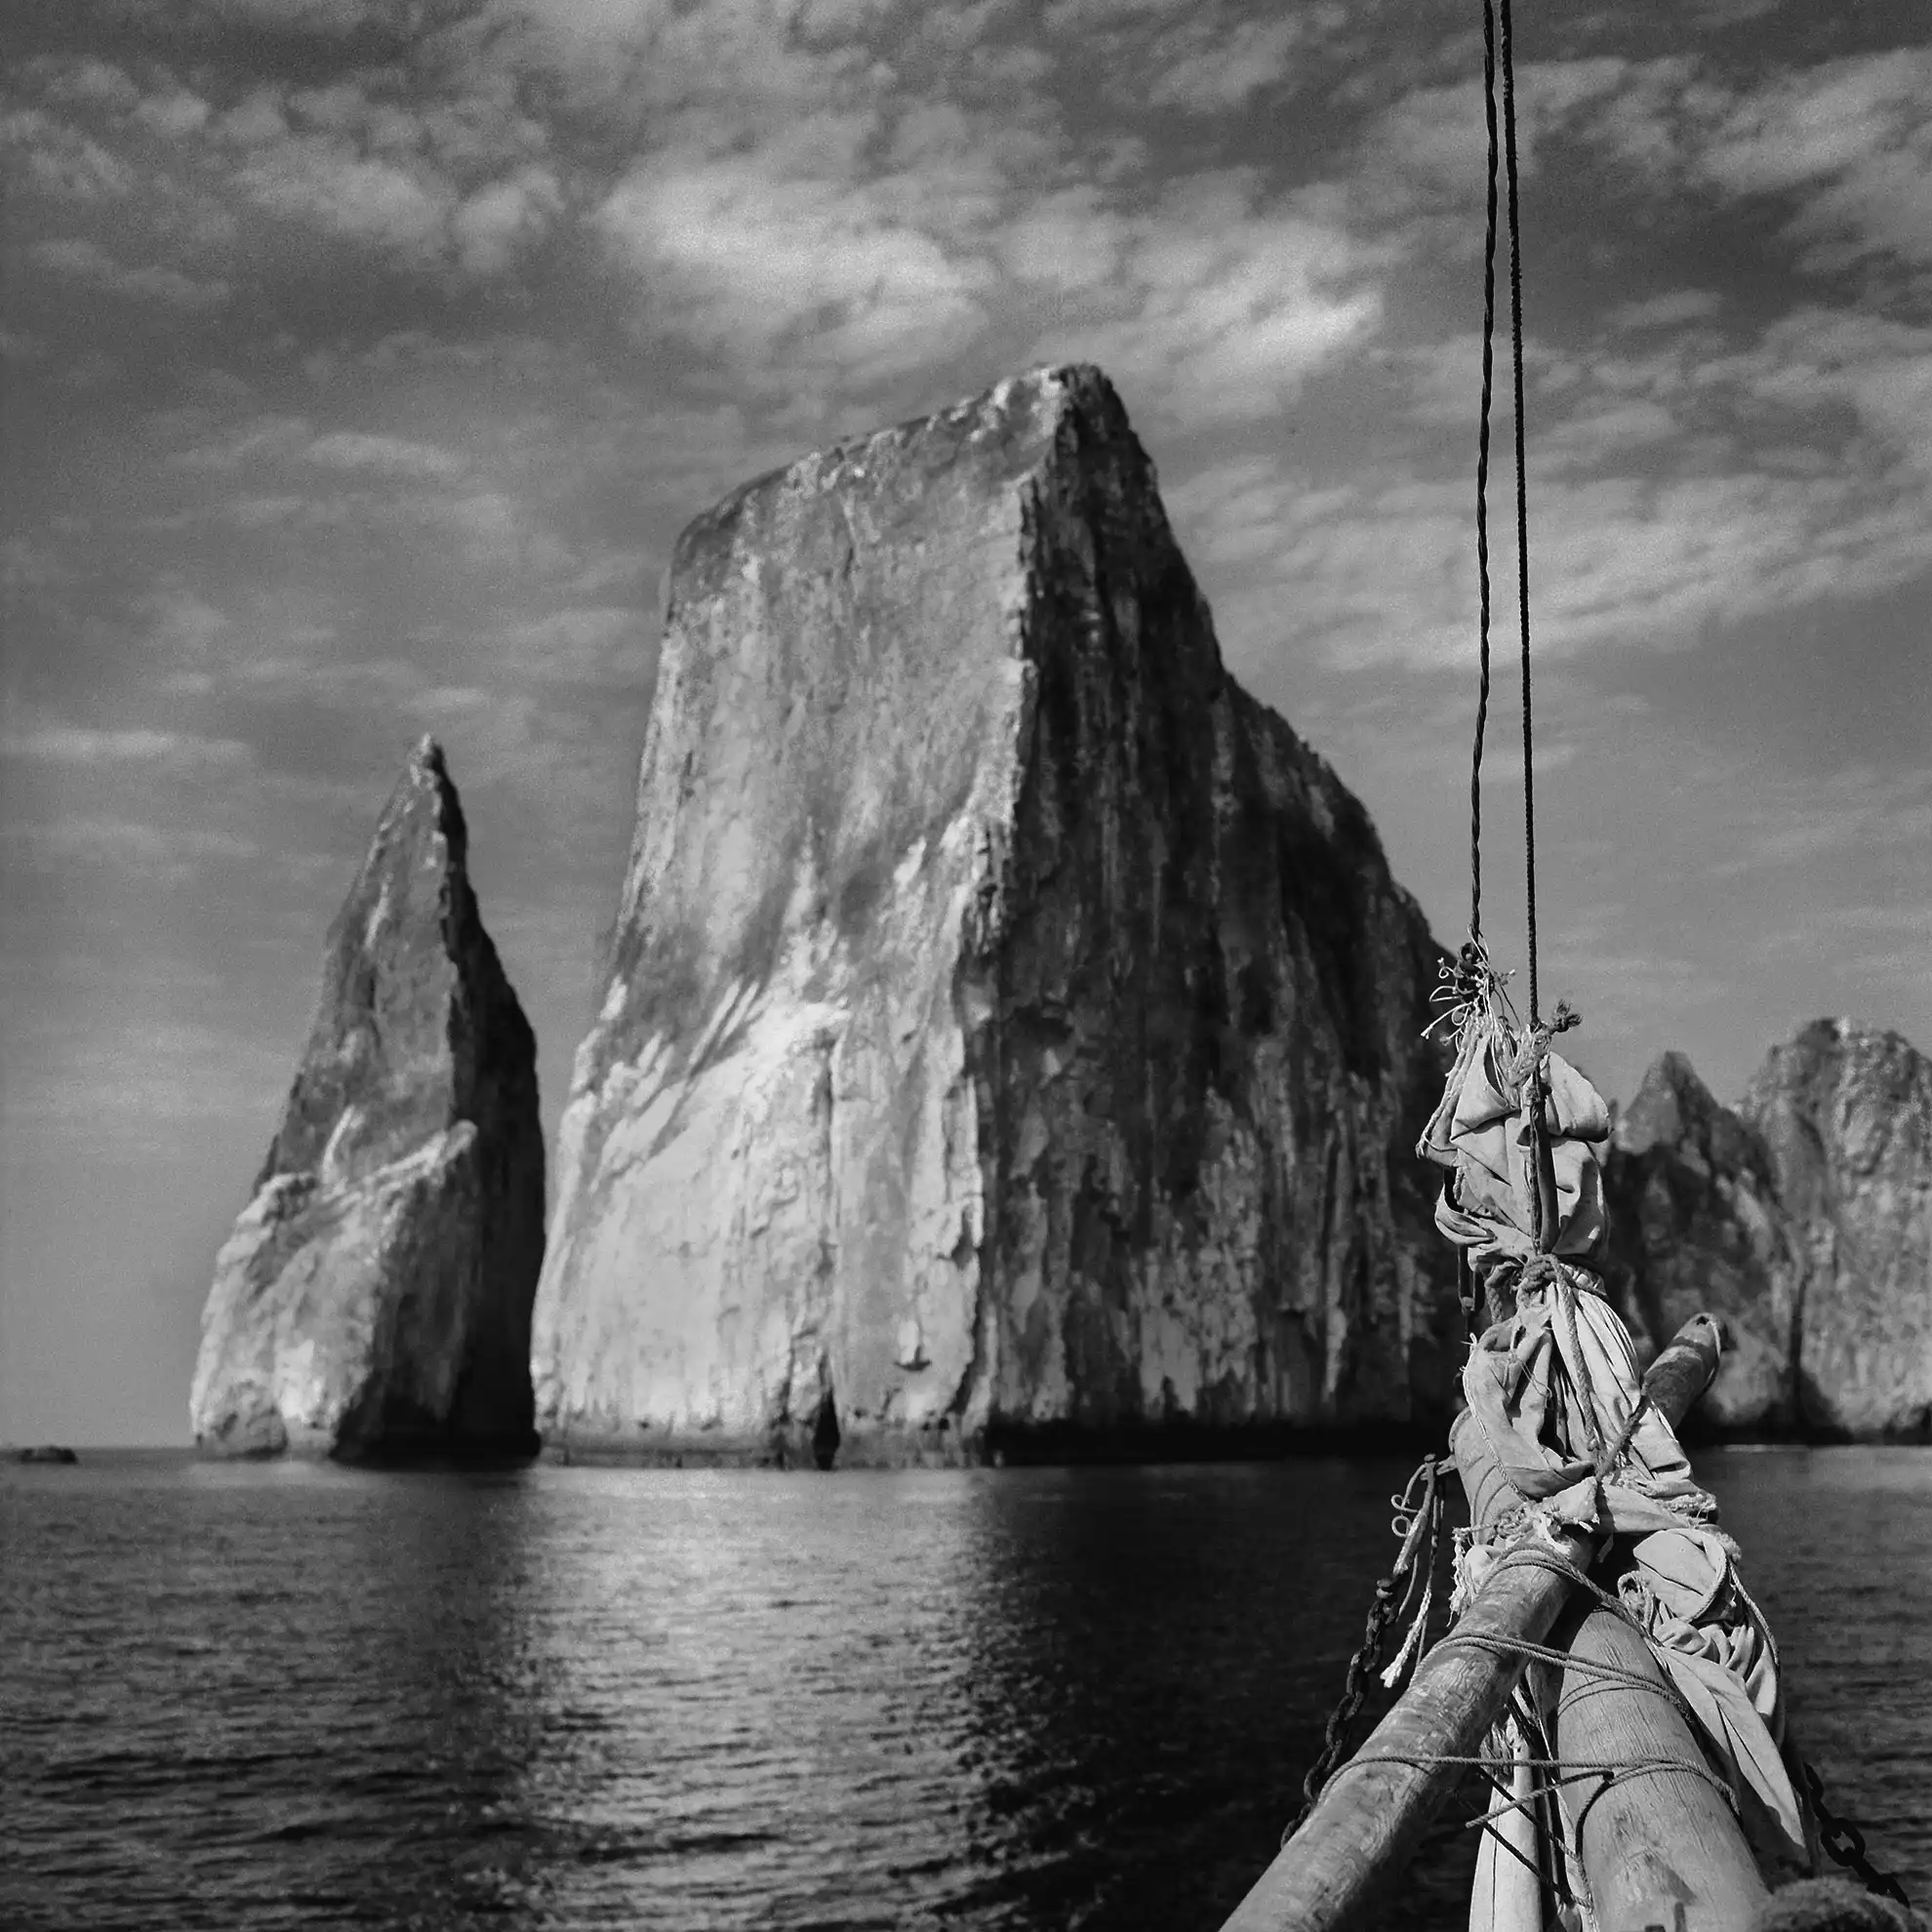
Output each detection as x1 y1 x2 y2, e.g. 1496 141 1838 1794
2 0 1927 1445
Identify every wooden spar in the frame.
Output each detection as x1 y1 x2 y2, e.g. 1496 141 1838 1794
1215 1314 1725 1932
1542 1602 1767 1932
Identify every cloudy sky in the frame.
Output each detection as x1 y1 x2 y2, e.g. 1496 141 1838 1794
3 0 1927 1444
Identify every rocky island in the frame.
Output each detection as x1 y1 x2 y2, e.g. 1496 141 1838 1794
187 370 1925 1466
190 737 546 1460
531 365 1460 1466
1605 1019 1930 1438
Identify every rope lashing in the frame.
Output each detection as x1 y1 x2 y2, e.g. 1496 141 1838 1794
1325 1751 1741 1824
1426 1630 1685 1705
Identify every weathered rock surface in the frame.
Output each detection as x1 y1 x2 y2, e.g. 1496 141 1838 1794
1745 1020 1930 1437
1602 1052 1799 1430
191 738 545 1460
1603 1022 1930 1439
532 366 1458 1466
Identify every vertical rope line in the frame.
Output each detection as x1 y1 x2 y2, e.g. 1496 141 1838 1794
1470 0 1500 948
1500 0 1539 1025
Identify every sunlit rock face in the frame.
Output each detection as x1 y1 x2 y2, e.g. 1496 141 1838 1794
531 366 1459 1466
190 738 545 1460
1745 1021 1930 1439
1603 1024 1930 1441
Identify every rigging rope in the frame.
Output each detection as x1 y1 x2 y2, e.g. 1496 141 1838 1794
1284 4 1917 1910
1469 0 1500 950
1470 0 1541 1025
1501 0 1540 1026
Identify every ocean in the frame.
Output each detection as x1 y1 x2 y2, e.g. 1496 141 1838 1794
5 1448 1928 1930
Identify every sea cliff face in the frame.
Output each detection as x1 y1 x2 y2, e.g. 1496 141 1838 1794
190 737 545 1460
1604 1021 1930 1439
531 366 1458 1465
1746 1021 1930 1437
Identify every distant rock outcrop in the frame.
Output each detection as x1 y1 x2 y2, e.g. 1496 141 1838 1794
1604 1022 1930 1440
1603 1053 1800 1430
190 738 545 1460
1746 1021 1930 1437
532 366 1458 1465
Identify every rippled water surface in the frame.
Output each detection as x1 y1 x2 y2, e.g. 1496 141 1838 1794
5 1448 1928 1930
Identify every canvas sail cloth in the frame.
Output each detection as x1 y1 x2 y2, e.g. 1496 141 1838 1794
1419 1017 1809 1903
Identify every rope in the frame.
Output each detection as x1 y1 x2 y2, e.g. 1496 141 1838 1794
1469 0 1500 949
1427 1630 1679 1702
1499 0 1539 1025
1469 0 1541 1023
1282 1535 1717 1851
1328 1751 1739 1822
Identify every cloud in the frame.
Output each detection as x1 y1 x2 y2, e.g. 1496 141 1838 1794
1610 290 1723 332
5 817 262 879
1454 49 1932 281
1160 256 1932 675
1711 764 1932 878
15 53 564 278
184 0 404 31
451 163 566 273
1037 0 1333 114
1142 15 1306 112
26 238 230 310
494 604 647 684
1026 176 1386 423
596 141 992 387
1 726 256 771
134 81 214 140
1 106 138 201
305 430 469 483
234 136 454 260
1699 48 1932 270
4 1016 298 1126
168 414 314 472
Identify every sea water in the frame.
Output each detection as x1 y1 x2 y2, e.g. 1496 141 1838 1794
5 1448 1928 1930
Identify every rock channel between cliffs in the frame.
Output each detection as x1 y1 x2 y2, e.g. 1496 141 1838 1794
532 365 1460 1466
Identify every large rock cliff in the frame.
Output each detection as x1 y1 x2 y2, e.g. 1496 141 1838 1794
1746 1021 1930 1437
531 366 1458 1465
1604 1021 1930 1439
191 737 545 1460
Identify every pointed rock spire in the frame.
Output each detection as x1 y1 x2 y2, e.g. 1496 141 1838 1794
191 739 545 1460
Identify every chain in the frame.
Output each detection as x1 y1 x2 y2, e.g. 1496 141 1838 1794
1804 1761 1913 1907
1282 1573 1406 1843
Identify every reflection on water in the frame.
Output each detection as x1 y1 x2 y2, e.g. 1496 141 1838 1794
4 1450 1927 1931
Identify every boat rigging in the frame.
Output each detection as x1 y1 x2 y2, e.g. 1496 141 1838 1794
1213 0 1915 1924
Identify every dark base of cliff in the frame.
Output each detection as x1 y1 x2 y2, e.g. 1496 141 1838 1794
540 1414 1454 1469
1677 1414 1932 1448
194 1429 543 1468
332 1427 543 1469
978 1415 1449 1465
